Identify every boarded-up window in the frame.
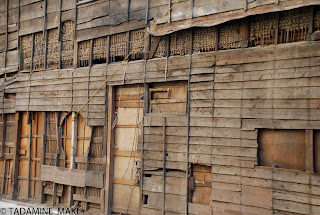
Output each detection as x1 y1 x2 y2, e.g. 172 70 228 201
93 37 107 64
249 13 277 47
129 28 145 60
193 27 217 53
21 34 33 71
61 21 74 68
78 40 91 67
219 20 242 50
33 32 45 70
110 32 128 63
258 129 306 171
151 36 168 58
314 130 320 173
149 82 187 114
279 7 310 43
190 165 212 205
47 28 60 69
170 29 192 56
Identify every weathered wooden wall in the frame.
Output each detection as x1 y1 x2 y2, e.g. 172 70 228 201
0 0 320 215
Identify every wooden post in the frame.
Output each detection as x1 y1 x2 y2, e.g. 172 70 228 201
27 113 33 199
143 27 150 60
306 130 314 172
241 19 249 48
74 0 77 39
12 112 21 200
17 0 21 71
43 0 47 37
274 12 280 45
70 113 78 169
44 31 48 70
162 117 166 215
127 0 131 22
73 41 78 68
105 86 115 215
39 112 47 203
168 0 172 23
58 0 62 69
101 86 108 214
52 112 61 206
4 0 8 68
307 6 314 41
145 0 150 25
1 114 7 194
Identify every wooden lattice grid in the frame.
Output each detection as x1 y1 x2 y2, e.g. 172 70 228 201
219 20 242 50
21 34 33 71
61 21 74 68
193 27 217 53
93 37 107 64
151 36 168 58
249 13 277 47
170 29 192 56
78 40 91 67
279 7 310 43
110 32 128 62
314 7 320 31
129 28 145 60
33 32 45 70
47 28 60 69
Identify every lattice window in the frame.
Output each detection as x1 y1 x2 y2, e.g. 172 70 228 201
21 34 33 71
129 28 145 60
170 29 192 56
78 40 91 67
93 37 107 64
151 36 168 58
219 20 242 50
249 13 277 47
279 7 310 43
193 27 217 53
110 32 128 63
33 32 45 70
47 28 60 69
315 7 320 31
61 21 74 68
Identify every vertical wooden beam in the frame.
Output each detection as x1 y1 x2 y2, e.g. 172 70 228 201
18 0 21 72
43 0 47 37
191 0 194 19
4 0 8 67
105 86 115 215
89 39 93 67
162 117 166 215
168 0 171 23
306 130 314 172
12 112 21 200
27 113 33 199
274 12 280 45
126 31 130 61
40 112 47 203
241 19 249 48
143 27 150 60
145 0 150 25
44 30 48 70
73 41 78 68
101 85 108 214
1 114 7 157
307 6 314 41
58 0 63 69
74 0 77 39
127 0 131 22
1 114 7 194
244 0 248 11
52 112 61 206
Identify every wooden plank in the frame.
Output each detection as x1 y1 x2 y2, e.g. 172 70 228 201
12 112 21 200
105 86 115 214
39 112 46 203
306 130 314 172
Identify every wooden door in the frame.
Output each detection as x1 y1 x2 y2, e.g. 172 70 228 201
17 112 43 200
112 85 143 214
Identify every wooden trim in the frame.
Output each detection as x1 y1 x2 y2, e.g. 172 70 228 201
145 0 150 25
127 0 131 22
70 113 78 169
143 27 150 60
168 0 172 24
2 159 6 195
162 117 166 215
43 0 47 36
306 129 314 172
4 0 8 67
44 31 48 70
105 86 115 215
1 114 7 157
52 112 61 206
73 41 78 68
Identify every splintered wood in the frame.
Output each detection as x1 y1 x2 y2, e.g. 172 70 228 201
279 7 310 43
250 13 277 47
219 20 242 50
61 21 75 69
47 28 60 69
193 27 217 53
110 32 128 63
